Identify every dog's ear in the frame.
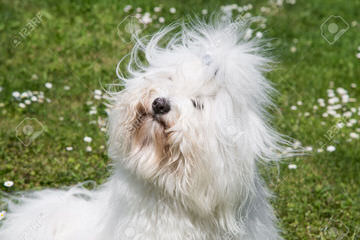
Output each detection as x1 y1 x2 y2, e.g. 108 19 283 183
190 19 296 164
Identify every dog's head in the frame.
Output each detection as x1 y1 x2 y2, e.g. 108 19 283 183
108 19 288 215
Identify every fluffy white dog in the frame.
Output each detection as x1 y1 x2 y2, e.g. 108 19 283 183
0 18 290 240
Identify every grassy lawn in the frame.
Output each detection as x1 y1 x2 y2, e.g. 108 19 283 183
0 0 359 239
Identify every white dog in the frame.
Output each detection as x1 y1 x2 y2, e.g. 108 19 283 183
0 18 290 240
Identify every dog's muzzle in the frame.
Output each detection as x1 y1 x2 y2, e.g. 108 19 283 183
152 97 170 115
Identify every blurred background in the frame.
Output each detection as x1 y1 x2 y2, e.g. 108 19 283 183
0 0 359 239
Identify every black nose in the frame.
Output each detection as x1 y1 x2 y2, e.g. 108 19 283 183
152 97 170 115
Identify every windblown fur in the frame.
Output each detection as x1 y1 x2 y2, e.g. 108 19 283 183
0 17 289 240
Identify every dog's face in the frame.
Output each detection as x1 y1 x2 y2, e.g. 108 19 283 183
108 23 285 215
109 59 223 210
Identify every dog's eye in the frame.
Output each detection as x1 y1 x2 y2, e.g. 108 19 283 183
191 99 204 110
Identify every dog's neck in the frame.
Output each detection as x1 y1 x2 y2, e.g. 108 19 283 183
99 166 242 239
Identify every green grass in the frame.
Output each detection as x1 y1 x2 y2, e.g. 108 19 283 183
0 0 359 239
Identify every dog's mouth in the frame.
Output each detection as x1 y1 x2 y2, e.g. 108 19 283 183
129 107 172 161
128 101 174 153
131 109 168 138
134 105 168 129
152 114 167 129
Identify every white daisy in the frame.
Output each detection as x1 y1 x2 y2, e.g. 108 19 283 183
19 103 26 108
287 0 296 4
329 104 341 110
0 211 6 221
64 86 70 90
305 146 313 152
326 145 336 152
21 92 28 98
327 109 337 116
260 7 270 13
290 105 297 110
66 146 73 151
83 136 92 143
89 110 97 115
4 181 14 187
343 111 352 118
328 97 339 104
288 164 297 169
12 91 20 98
350 132 359 139
86 146 92 152
141 14 152 25
255 32 263 39
124 5 132 12
169 7 176 14
349 119 357 124
45 82 53 89
336 87 347 95
158 17 165 23
341 95 349 103
31 74 38 80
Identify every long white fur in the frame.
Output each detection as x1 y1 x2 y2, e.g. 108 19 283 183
0 17 290 240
